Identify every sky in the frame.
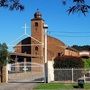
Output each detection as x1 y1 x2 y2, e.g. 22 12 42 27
0 0 90 50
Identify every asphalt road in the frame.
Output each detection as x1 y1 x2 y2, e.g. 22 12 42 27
0 82 37 90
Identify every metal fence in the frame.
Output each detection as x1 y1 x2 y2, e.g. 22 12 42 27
54 68 90 83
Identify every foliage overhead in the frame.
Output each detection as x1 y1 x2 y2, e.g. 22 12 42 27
0 43 9 65
0 0 90 15
0 0 24 11
62 0 90 15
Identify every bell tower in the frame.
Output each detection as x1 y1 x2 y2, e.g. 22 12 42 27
31 10 44 64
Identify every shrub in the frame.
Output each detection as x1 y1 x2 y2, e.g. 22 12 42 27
54 56 84 69
54 56 84 81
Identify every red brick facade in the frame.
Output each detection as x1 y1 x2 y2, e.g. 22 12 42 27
10 10 79 64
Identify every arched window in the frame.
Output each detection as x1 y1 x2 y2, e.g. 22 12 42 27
58 53 61 56
35 22 38 27
35 46 38 51
58 52 64 56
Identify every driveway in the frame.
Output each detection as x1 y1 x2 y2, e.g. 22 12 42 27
0 82 37 90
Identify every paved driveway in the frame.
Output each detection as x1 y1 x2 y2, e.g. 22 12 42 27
0 82 37 90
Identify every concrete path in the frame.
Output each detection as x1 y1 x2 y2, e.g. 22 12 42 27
0 82 38 90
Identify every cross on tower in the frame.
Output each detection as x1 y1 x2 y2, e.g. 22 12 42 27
22 23 29 35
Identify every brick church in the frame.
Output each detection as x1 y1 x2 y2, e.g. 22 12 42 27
10 10 79 64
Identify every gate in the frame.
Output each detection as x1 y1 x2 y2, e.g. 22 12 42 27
8 62 44 83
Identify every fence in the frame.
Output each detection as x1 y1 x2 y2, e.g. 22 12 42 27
54 68 90 83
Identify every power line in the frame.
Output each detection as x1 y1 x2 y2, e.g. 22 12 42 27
52 35 90 37
48 31 90 33
48 34 90 37
48 32 90 37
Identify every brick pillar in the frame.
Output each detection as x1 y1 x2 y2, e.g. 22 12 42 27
2 65 8 83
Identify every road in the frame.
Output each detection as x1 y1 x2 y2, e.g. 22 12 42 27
0 82 37 90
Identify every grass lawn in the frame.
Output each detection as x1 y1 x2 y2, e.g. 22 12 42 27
34 83 90 90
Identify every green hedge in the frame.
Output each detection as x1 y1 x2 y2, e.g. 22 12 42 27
54 56 84 81
54 56 84 68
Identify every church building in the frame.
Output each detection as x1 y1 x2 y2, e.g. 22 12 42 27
10 10 79 65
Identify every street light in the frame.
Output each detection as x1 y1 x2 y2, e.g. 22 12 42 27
43 23 48 83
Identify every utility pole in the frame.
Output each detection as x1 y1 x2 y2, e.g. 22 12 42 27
43 23 48 83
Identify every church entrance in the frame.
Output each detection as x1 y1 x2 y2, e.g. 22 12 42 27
8 62 44 83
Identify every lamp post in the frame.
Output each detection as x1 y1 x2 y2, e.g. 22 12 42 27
43 23 48 83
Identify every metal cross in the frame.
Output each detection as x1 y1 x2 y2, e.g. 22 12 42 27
23 65 28 72
22 23 29 35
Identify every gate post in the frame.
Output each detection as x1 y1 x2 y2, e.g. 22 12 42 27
2 65 8 83
48 60 54 82
72 68 74 83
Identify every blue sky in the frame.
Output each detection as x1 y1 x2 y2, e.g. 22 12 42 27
0 0 90 49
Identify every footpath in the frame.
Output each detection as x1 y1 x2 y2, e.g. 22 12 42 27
0 82 37 90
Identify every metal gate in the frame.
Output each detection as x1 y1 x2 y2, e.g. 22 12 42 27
8 62 44 83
